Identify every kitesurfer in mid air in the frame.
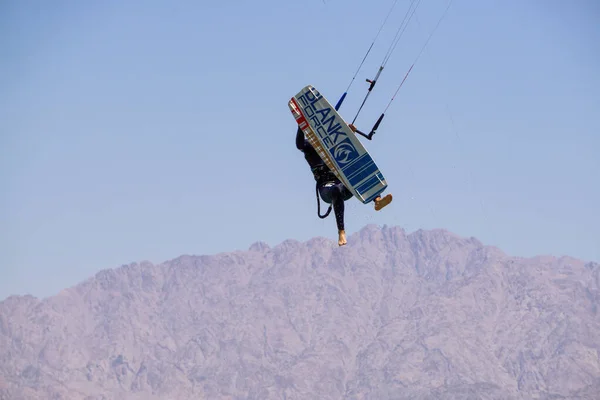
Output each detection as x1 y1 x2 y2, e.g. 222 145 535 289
296 125 393 246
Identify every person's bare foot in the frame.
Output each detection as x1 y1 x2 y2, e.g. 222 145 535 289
374 193 393 211
338 230 347 246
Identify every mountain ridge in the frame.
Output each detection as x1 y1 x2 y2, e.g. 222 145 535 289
1 224 599 399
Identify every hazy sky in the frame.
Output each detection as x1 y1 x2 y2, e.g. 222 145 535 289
1 0 599 300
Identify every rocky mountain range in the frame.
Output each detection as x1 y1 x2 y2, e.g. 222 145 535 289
1 224 599 399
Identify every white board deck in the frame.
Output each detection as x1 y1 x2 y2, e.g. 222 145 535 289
288 85 388 204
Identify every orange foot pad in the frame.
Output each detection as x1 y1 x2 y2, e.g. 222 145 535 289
374 194 393 211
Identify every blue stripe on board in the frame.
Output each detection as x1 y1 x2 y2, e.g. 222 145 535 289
346 158 379 188
340 153 378 185
364 173 387 203
339 153 369 178
355 172 385 197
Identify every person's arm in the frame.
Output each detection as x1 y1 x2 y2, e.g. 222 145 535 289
295 127 305 150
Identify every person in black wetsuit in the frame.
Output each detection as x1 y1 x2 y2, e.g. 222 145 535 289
296 125 392 246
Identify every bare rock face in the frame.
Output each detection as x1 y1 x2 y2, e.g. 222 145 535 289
1 224 599 399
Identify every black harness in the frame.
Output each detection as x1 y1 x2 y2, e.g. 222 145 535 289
311 164 337 185
310 164 339 219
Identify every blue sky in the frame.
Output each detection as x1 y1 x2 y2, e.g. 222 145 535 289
1 0 599 300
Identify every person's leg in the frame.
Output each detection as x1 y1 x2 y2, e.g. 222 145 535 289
319 183 349 246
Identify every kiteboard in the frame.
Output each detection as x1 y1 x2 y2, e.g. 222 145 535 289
289 85 388 204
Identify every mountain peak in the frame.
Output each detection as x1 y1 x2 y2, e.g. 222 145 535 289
249 241 270 252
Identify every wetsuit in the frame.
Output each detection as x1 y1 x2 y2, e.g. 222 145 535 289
296 127 353 231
